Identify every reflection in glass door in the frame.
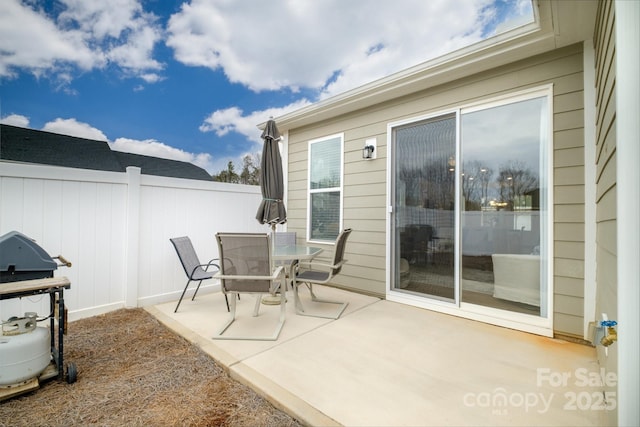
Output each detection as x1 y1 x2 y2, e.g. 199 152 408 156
460 96 549 317
392 114 457 302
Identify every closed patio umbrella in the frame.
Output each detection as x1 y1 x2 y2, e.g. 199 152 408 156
256 119 287 230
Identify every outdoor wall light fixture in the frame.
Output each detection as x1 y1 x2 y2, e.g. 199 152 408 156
362 145 375 159
363 138 377 160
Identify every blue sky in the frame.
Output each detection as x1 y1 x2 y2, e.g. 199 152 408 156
0 0 533 175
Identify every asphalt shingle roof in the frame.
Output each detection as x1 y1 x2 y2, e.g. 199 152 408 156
111 151 213 181
0 124 212 181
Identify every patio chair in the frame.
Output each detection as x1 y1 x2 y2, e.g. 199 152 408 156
213 232 286 340
293 228 352 319
170 236 224 313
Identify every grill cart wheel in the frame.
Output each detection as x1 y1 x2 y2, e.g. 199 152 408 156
66 362 77 384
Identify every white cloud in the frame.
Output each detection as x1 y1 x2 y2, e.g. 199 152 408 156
36 116 220 173
0 0 163 81
58 0 144 40
138 73 164 84
198 99 314 175
199 99 312 144
42 118 108 141
166 0 504 96
491 0 534 35
110 137 215 173
104 18 164 73
0 113 30 127
186 0 534 143
0 0 98 78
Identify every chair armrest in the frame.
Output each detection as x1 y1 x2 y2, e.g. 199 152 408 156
213 265 284 281
204 258 220 271
214 266 285 295
297 260 347 271
189 260 219 278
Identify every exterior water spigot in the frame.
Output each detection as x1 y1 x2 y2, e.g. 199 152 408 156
600 320 617 347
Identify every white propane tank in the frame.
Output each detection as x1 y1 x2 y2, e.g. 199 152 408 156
0 313 51 386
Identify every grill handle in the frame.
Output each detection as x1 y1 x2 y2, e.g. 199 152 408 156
54 255 72 268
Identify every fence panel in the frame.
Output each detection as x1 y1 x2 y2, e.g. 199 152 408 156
0 162 266 321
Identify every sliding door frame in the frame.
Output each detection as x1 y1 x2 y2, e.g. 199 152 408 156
386 85 554 337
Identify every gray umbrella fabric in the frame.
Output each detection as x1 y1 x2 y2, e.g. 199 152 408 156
256 119 287 228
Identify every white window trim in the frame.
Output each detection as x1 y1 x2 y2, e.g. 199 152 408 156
461 84 553 113
307 133 344 244
386 85 555 336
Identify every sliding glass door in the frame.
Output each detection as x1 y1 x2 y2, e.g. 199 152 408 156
392 114 457 302
460 96 549 317
390 88 551 325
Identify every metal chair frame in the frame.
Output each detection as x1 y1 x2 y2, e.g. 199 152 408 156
170 236 222 313
213 233 286 341
293 228 352 319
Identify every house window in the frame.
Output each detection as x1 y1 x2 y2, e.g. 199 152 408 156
308 134 343 242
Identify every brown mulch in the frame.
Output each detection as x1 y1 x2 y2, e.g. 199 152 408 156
0 308 303 427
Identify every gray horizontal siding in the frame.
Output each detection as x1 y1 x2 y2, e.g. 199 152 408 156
287 44 587 327
592 4 617 425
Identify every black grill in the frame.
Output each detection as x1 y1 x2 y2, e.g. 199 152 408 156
0 231 70 283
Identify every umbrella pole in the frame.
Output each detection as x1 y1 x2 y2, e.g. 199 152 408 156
263 222 287 305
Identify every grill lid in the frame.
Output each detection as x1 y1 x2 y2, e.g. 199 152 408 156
0 231 57 281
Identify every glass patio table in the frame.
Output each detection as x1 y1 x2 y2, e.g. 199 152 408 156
273 244 323 262
263 244 323 305
273 243 323 284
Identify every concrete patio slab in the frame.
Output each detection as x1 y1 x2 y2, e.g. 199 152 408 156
148 286 604 427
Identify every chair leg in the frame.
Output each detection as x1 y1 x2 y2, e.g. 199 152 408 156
278 288 286 323
308 284 325 302
174 279 193 313
293 281 348 319
222 292 239 313
293 280 306 314
191 279 204 301
195 278 235 309
212 291 285 341
252 294 262 316
222 293 239 312
216 292 237 336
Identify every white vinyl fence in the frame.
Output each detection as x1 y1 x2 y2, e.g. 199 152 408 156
0 162 267 321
